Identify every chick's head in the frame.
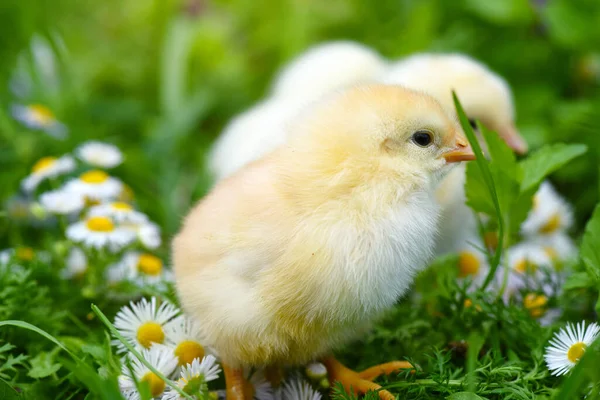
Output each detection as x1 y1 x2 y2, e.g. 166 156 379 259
286 84 474 193
381 54 527 154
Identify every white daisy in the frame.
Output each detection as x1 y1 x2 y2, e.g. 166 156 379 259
76 141 123 168
137 221 162 249
248 369 274 400
106 259 130 286
120 251 167 285
279 377 322 400
40 189 84 215
545 321 600 376
61 247 88 279
119 345 178 400
88 202 148 224
164 316 207 366
113 297 181 353
161 355 221 400
532 232 578 265
0 247 35 265
21 155 75 192
456 240 490 290
522 181 573 237
63 170 123 201
504 243 554 299
66 215 135 251
11 103 68 139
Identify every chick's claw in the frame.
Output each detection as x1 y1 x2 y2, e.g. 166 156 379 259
323 356 404 400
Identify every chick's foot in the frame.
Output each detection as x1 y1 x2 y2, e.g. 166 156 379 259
223 364 252 400
323 356 411 400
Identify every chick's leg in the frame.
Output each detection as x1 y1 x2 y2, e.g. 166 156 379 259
322 356 407 400
223 364 251 400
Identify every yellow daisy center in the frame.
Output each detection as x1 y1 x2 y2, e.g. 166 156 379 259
540 213 561 234
515 258 538 274
141 372 166 397
86 216 115 232
567 342 587 363
458 251 480 277
523 293 548 318
80 170 109 184
137 254 163 276
15 247 34 261
111 201 132 211
463 299 482 312
174 340 205 366
136 322 164 348
32 157 57 173
29 104 55 125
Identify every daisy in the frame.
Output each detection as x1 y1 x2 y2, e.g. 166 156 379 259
113 297 181 353
119 345 178 400
66 215 135 251
504 243 554 299
522 181 573 237
63 170 123 201
11 103 68 139
164 316 207 366
40 189 84 215
21 155 75 192
117 251 168 285
532 232 577 266
544 321 600 376
248 369 275 400
456 239 490 290
61 247 88 279
76 141 123 168
523 292 548 318
88 202 148 224
106 259 130 286
161 355 221 400
279 377 322 400
0 248 34 265
137 221 162 250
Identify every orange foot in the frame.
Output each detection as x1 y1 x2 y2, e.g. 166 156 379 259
322 356 412 400
223 364 252 400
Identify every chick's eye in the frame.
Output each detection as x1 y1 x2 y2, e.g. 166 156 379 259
411 130 434 147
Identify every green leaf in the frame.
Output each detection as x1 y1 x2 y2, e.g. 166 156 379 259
519 143 587 193
580 205 600 282
0 378 20 400
564 271 595 290
27 351 61 379
0 320 79 360
447 392 486 400
465 162 495 215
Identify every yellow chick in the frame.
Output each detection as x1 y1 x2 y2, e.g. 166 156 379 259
378 53 528 255
208 41 386 182
173 84 475 400
270 40 387 101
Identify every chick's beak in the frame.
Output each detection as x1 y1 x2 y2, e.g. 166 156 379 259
498 124 528 155
443 135 476 163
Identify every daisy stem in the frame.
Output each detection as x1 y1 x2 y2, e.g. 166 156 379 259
90 304 194 400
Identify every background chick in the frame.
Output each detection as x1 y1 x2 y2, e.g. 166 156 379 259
269 40 387 101
173 84 474 400
378 53 528 255
207 41 386 181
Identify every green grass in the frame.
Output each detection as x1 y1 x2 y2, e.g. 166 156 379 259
1 0 600 399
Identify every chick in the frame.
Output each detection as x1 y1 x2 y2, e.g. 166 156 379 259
173 84 475 400
208 41 386 181
378 53 528 255
270 40 387 101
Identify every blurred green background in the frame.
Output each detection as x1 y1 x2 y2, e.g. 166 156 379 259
1 0 600 244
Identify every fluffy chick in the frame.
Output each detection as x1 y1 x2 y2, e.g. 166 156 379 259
208 41 386 181
270 40 387 101
378 53 528 256
173 84 474 400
